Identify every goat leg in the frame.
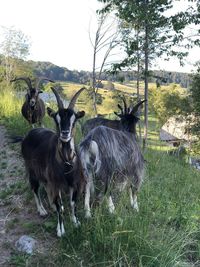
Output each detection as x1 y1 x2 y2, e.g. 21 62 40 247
107 194 115 214
129 185 139 212
30 174 48 216
54 192 65 237
69 187 80 227
84 180 92 218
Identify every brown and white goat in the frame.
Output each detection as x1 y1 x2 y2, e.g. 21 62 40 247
11 77 54 127
80 99 146 218
20 87 85 237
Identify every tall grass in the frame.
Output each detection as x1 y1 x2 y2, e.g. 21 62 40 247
0 88 55 135
40 149 199 267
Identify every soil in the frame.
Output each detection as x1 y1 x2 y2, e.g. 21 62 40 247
0 125 57 266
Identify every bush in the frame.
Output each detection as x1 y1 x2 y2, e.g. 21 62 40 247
149 84 192 124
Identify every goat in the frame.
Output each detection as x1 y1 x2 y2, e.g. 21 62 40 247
11 76 54 127
19 87 85 237
80 99 146 218
82 96 143 136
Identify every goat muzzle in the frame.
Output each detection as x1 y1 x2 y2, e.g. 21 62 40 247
59 131 71 143
29 99 36 108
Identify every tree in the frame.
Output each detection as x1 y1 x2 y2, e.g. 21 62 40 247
89 13 120 116
0 26 31 84
189 65 200 134
97 0 200 147
149 83 192 124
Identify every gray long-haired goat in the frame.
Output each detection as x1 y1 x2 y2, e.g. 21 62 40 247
82 96 143 135
18 87 85 237
80 99 146 218
11 76 54 127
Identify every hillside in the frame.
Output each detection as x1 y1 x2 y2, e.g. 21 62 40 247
31 60 191 88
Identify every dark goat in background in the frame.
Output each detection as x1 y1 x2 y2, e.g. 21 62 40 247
19 87 85 237
82 96 144 136
80 99 146 218
11 77 54 127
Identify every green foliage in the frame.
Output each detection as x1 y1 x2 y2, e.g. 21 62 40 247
0 26 30 60
190 67 200 114
0 26 32 82
188 67 200 139
149 84 192 124
98 0 199 72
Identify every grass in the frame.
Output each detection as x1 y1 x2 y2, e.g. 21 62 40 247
1 82 200 266
47 151 200 267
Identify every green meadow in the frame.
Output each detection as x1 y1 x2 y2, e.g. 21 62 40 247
0 82 200 267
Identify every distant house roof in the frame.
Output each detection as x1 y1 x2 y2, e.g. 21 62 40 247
160 115 197 142
160 129 181 142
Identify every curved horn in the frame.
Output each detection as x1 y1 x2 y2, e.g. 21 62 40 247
36 77 55 89
50 87 64 109
117 104 124 114
68 87 85 109
10 77 32 90
131 99 147 114
122 96 128 114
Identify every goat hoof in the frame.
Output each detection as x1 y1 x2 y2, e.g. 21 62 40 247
74 220 81 228
57 229 65 237
132 204 139 212
57 223 65 237
39 207 48 217
85 211 91 219
72 216 81 227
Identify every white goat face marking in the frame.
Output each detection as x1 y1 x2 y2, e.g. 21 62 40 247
69 114 76 132
66 114 76 141
58 111 76 142
56 113 62 133
56 113 61 124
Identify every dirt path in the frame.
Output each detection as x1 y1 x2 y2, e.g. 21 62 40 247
0 125 57 266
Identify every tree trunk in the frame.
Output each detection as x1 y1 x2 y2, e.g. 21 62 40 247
92 47 98 117
143 0 149 149
136 36 142 146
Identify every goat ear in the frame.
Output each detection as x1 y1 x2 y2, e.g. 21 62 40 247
76 111 85 119
47 107 56 117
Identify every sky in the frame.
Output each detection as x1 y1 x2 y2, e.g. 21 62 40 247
0 0 199 73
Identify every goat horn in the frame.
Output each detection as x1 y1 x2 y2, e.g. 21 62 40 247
51 87 64 109
36 77 55 89
131 99 147 114
68 87 85 109
122 96 128 114
10 77 32 90
117 104 124 114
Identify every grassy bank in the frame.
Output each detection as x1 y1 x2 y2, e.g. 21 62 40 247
1 84 200 266
9 149 200 267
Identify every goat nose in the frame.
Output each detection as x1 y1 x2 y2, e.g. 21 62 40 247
61 130 69 134
30 99 35 106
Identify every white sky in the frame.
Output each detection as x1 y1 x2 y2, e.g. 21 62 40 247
0 0 199 73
